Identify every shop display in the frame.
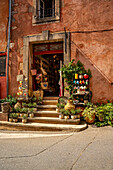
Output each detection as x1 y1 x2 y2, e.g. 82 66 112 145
73 73 90 105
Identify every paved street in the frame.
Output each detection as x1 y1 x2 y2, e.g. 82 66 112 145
0 126 113 170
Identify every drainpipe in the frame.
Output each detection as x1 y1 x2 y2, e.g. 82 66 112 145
7 0 11 97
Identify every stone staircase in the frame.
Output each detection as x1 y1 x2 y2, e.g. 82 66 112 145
0 97 87 131
26 97 80 125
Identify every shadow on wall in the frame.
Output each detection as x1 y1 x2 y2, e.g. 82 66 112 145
75 49 113 104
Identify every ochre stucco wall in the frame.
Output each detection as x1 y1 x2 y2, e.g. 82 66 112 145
0 0 8 98
10 0 113 103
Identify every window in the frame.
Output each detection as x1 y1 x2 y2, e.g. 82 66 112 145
0 55 6 76
33 0 60 24
38 0 55 18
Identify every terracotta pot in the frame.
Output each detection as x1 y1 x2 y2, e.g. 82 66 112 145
64 115 70 120
56 108 60 112
20 113 24 117
29 113 34 118
22 119 27 123
86 115 95 124
13 118 18 123
71 115 77 120
65 99 75 111
59 114 64 119
9 118 13 122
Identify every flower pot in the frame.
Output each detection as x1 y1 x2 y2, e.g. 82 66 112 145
77 114 80 119
65 99 75 111
56 108 60 112
20 113 24 117
9 118 13 122
64 115 70 120
33 108 37 112
29 113 34 118
22 119 27 123
24 113 28 117
13 118 18 123
59 114 64 119
86 115 95 124
71 115 77 120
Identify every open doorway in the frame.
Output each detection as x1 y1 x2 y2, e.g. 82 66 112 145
32 53 63 97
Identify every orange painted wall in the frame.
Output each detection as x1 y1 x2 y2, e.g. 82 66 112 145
7 0 113 102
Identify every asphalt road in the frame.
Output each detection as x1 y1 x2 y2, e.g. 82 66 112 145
0 126 113 170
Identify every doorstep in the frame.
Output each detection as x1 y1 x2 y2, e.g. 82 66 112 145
0 121 88 132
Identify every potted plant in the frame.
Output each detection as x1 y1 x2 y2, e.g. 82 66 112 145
82 103 97 124
64 110 70 120
96 106 105 122
70 109 77 120
22 115 27 123
38 97 42 105
56 103 61 112
9 113 13 122
12 113 18 123
59 109 65 119
19 108 24 117
70 108 81 120
28 108 34 118
28 102 33 108
22 102 27 107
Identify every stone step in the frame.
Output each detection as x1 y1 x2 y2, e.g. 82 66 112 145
19 117 80 125
37 105 56 111
42 100 58 105
35 110 59 117
0 121 88 132
43 97 59 100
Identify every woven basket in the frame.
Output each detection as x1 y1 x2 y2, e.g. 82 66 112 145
41 82 48 89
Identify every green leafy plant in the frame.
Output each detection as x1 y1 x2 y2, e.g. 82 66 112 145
28 102 33 107
70 109 76 115
82 103 97 121
59 109 65 114
33 103 37 107
38 97 42 101
56 103 61 108
32 97 37 102
12 113 18 119
22 102 27 107
9 113 13 118
28 108 34 113
22 115 27 119
64 110 70 116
